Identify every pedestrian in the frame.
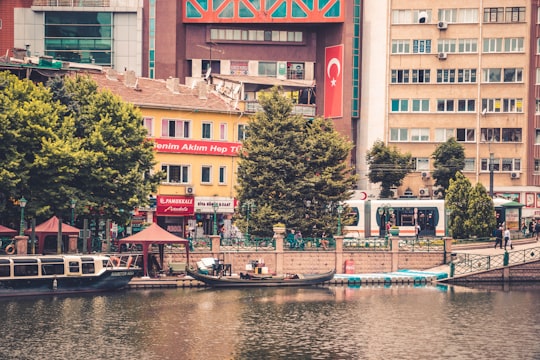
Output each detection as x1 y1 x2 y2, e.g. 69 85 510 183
494 226 503 249
535 221 540 241
521 221 526 236
529 221 534 237
415 224 421 241
504 227 513 250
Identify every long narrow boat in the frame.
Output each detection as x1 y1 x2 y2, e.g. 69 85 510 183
186 266 335 288
0 254 138 297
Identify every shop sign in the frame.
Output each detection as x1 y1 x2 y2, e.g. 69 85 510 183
195 197 235 213
155 139 242 156
157 195 194 216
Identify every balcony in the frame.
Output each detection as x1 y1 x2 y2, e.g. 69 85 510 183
244 100 316 117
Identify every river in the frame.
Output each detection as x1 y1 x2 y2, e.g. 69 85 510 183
1 283 539 360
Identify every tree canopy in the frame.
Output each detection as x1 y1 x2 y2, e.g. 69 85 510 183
432 137 465 196
0 72 161 227
366 140 413 198
235 87 356 237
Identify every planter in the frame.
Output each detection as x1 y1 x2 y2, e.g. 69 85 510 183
389 228 400 236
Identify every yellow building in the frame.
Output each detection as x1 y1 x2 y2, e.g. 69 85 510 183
91 70 246 237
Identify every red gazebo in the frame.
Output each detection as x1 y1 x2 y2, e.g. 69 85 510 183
24 216 80 254
118 223 189 277
0 225 17 237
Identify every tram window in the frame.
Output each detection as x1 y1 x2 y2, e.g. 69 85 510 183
0 265 10 277
68 261 79 273
14 265 38 277
346 207 359 226
401 214 415 226
82 263 95 274
41 264 65 276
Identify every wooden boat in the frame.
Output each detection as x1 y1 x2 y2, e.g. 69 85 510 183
186 266 335 288
0 254 139 297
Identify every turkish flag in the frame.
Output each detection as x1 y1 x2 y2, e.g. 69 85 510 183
324 44 344 118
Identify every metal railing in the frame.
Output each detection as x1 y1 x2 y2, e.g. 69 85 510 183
449 245 540 277
244 101 316 117
33 0 110 6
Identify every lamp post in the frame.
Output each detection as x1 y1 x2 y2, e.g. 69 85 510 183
489 152 494 198
336 204 344 236
242 200 256 240
378 203 394 237
70 199 77 226
19 197 27 236
212 202 219 235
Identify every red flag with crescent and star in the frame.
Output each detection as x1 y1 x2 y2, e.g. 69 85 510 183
324 44 344 118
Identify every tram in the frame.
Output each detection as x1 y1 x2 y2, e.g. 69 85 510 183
343 199 446 238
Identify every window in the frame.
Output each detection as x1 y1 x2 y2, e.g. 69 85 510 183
438 9 457 23
464 158 476 172
437 69 456 83
413 10 431 23
390 128 408 141
413 157 430 171
391 99 409 112
391 40 410 54
161 164 189 184
458 9 478 23
502 158 521 172
438 39 456 53
287 62 305 80
201 166 211 183
535 159 540 174
219 123 227 141
536 129 540 144
458 39 477 53
219 166 226 184
392 10 412 24
481 158 500 172
483 38 503 53
162 119 190 138
504 37 524 52
505 7 525 23
413 39 431 54
502 128 522 142
537 68 540 84
258 62 277 76
536 99 540 113
456 128 475 142
458 99 475 112
481 98 523 113
412 99 429 112
483 68 501 82
435 128 454 142
202 122 212 140
484 7 504 23
238 124 248 140
458 68 477 83
481 128 501 142
437 99 454 112
391 69 409 83
142 117 153 137
503 68 523 82
410 128 429 142
412 69 430 83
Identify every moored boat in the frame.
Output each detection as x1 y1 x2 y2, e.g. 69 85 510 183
186 266 335 288
0 254 139 297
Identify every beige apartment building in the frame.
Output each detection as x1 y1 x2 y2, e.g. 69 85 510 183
360 0 540 217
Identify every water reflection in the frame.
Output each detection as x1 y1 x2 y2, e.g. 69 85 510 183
0 284 539 359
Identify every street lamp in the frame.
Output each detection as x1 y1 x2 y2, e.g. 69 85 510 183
70 199 77 226
19 197 27 236
337 204 344 236
378 203 394 237
242 200 256 240
212 202 219 235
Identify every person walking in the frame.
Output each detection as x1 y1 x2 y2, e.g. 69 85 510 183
415 223 421 241
536 221 540 241
494 226 503 249
504 227 513 250
529 221 534 237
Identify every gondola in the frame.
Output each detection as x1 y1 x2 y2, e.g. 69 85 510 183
186 266 335 288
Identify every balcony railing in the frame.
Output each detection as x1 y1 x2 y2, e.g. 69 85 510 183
244 100 316 117
33 0 110 6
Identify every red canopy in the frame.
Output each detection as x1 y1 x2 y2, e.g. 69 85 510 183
118 223 189 277
24 216 80 254
0 225 17 236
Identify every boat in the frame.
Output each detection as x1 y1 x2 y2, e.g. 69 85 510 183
0 254 139 297
186 266 335 288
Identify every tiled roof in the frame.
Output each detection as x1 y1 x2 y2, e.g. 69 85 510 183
86 70 239 114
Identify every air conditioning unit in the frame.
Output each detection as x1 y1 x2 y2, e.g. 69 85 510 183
421 171 431 179
186 186 195 195
419 188 429 197
390 186 399 199
433 189 443 198
510 172 520 179
437 52 447 60
437 21 448 30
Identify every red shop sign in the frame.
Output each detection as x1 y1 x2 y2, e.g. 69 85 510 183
156 195 194 216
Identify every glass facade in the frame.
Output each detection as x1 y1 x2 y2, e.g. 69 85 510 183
44 12 112 65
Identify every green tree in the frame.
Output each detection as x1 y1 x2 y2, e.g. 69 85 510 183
464 182 497 238
235 87 356 237
446 171 472 239
432 138 465 196
366 140 413 198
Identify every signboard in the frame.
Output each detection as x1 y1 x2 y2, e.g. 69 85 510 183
155 138 242 156
156 195 194 216
195 197 235 213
